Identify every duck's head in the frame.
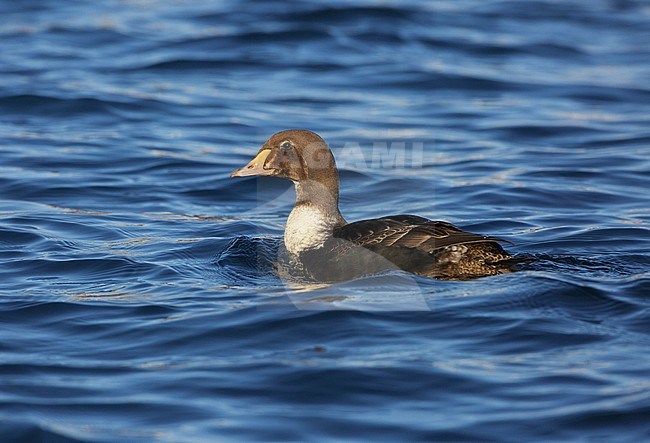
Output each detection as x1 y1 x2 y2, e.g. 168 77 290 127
231 129 337 185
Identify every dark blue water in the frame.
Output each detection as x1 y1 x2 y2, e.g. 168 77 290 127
2 0 649 441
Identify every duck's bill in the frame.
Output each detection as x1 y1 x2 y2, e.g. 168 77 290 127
230 149 273 177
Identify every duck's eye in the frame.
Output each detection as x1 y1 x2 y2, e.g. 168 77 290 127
280 141 293 150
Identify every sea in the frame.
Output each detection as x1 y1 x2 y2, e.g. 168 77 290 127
1 0 649 441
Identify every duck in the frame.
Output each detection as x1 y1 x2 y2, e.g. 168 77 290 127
231 129 524 280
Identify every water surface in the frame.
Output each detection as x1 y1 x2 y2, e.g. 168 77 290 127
1 1 649 441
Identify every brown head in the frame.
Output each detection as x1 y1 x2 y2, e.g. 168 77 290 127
231 129 339 191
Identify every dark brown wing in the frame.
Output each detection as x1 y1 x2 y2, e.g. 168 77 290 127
333 214 510 254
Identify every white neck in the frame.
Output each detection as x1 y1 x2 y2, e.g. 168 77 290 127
284 180 346 255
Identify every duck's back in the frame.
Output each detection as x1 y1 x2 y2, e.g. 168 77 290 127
332 215 520 279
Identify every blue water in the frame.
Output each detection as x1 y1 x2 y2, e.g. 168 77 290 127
1 0 650 441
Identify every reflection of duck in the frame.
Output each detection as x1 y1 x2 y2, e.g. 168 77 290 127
231 129 524 280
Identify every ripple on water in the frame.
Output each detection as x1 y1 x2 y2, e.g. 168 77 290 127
1 0 649 441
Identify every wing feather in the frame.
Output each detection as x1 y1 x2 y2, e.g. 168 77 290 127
333 215 508 254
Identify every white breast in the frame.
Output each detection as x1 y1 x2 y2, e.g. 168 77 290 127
284 205 334 255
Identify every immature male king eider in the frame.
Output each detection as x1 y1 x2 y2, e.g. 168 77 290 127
231 129 524 280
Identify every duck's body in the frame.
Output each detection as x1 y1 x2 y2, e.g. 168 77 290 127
232 129 523 280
